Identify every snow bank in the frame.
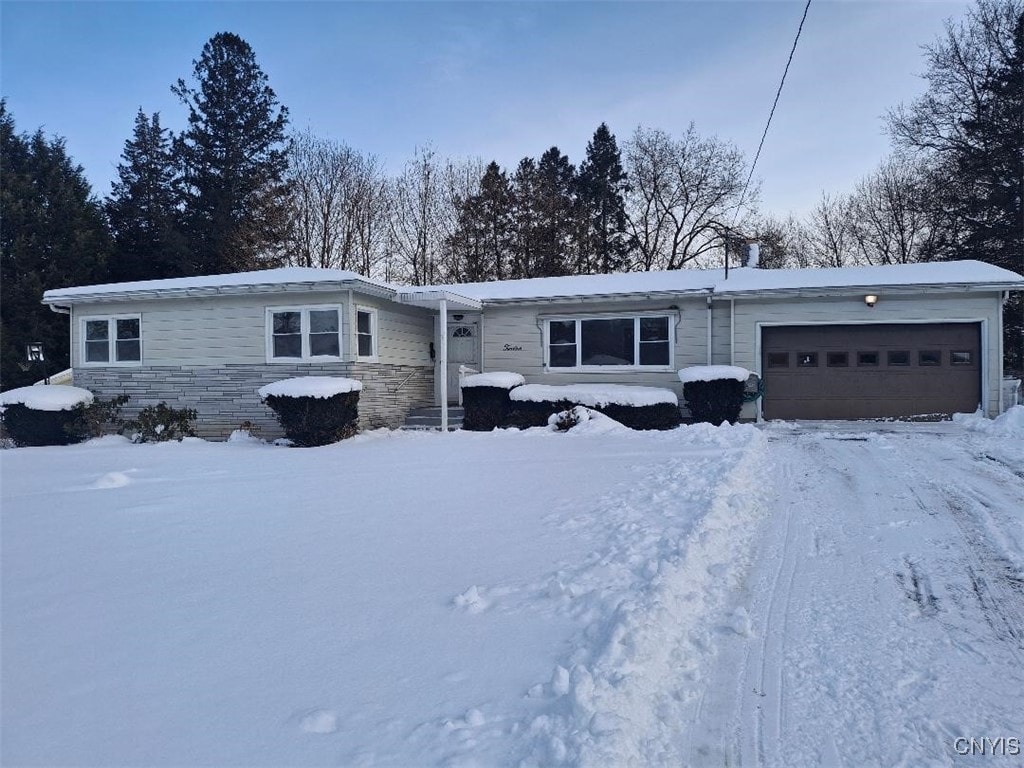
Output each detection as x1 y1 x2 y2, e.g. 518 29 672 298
257 376 362 399
0 385 93 412
678 365 751 384
953 405 1024 437
510 383 678 407
461 371 526 389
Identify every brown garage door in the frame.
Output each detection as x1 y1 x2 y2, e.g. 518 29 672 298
762 323 981 420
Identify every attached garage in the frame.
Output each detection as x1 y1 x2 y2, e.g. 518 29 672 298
761 323 982 420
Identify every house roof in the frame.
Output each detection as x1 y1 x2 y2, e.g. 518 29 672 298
428 261 1024 303
42 267 396 304
42 260 1024 307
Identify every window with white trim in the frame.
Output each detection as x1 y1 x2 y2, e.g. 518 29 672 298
82 316 142 364
267 306 341 361
545 315 672 369
356 307 377 360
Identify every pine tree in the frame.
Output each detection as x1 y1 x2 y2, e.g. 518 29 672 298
577 123 632 274
510 158 540 279
172 32 290 274
532 147 576 277
445 162 514 283
106 109 188 281
1 102 111 388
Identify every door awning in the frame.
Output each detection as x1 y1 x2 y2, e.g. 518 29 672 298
397 289 482 311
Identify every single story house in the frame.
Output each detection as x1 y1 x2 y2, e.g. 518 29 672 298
41 260 1024 437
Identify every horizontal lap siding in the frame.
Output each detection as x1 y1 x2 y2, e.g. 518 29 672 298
354 297 434 366
480 298 709 397
731 293 1004 417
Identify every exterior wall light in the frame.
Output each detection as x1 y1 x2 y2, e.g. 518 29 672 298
864 294 878 308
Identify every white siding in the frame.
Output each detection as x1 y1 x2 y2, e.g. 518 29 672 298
731 292 1004 417
70 290 433 369
479 298 709 393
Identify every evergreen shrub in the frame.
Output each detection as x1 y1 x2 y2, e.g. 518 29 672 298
1 404 80 447
506 398 682 431
682 379 745 425
262 391 360 447
125 402 198 443
461 386 515 431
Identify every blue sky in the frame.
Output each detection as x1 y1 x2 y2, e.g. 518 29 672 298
2 1 967 217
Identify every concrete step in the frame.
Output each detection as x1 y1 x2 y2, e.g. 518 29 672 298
406 406 465 418
400 406 464 431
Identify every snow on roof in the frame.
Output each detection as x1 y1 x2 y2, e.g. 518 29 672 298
257 376 363 399
432 261 1023 302
43 267 394 303
509 383 678 408
42 260 1024 306
0 384 94 411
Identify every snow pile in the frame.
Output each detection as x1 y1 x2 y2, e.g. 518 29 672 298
257 376 362 399
953 405 1024 437
547 406 631 435
510 383 678 407
519 424 771 765
460 371 526 389
678 365 751 384
0 385 93 412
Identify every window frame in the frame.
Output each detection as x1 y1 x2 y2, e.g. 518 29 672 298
355 306 378 362
543 313 674 372
265 305 343 363
79 314 143 367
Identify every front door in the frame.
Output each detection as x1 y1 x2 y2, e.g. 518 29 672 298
446 321 479 403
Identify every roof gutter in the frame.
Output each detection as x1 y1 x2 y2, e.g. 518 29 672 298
711 281 1024 300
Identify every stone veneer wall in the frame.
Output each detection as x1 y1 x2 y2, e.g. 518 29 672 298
74 363 434 440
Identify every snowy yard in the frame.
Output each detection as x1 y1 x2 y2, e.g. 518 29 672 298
2 413 1022 766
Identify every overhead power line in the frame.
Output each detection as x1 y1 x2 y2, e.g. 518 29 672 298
734 0 813 225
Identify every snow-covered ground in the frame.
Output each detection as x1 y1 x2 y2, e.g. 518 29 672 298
1 413 1021 766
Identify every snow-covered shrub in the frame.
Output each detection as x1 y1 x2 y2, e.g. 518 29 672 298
125 403 198 443
507 384 681 431
460 372 525 431
678 366 750 426
0 385 95 447
549 405 588 432
65 394 130 441
259 377 362 447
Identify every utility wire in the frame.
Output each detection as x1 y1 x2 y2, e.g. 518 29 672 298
733 0 813 227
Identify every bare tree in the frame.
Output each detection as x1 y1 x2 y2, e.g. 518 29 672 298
624 124 755 271
802 193 859 268
285 131 389 276
848 155 937 265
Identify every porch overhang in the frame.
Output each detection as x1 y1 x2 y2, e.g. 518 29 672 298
397 290 482 312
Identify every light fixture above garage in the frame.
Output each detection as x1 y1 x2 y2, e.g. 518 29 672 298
864 294 879 308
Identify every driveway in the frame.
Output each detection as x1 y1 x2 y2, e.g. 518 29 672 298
683 422 1024 767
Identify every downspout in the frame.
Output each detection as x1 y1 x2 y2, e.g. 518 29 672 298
705 295 713 365
439 298 448 432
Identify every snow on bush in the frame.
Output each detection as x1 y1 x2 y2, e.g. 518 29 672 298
460 372 526 390
677 365 751 384
0 385 94 412
257 376 362 399
548 406 630 435
510 384 677 408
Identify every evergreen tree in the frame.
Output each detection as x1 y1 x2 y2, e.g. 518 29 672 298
106 109 188 281
172 32 290 274
532 147 576 277
1 102 111 388
889 0 1024 372
577 123 632 274
445 161 514 282
510 158 540 279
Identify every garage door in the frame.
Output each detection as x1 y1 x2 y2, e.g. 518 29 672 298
762 323 981 420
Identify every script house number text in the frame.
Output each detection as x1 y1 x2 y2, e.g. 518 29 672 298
503 344 523 351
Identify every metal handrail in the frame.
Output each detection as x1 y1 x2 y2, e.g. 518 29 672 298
457 365 479 406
